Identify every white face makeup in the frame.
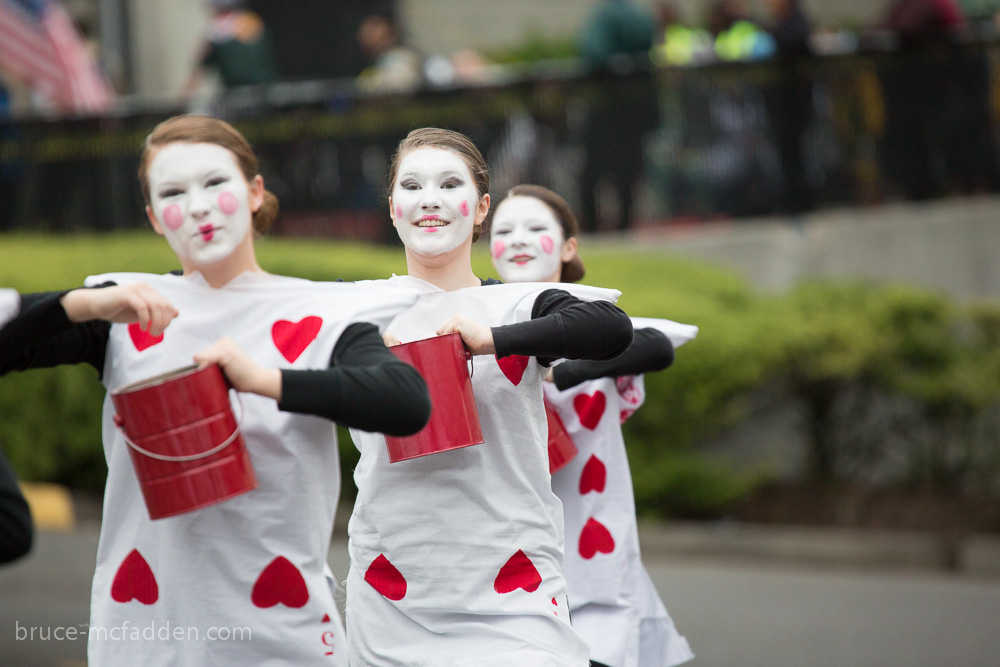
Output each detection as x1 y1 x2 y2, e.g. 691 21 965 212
490 196 566 283
390 147 481 257
146 142 257 267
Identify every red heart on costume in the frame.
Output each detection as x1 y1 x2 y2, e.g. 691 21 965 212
128 322 163 352
272 316 323 363
252 556 309 608
579 455 607 495
496 354 529 386
573 391 606 430
364 554 407 601
111 549 158 604
494 549 542 594
579 517 616 559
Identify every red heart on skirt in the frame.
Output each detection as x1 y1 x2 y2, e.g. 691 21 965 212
494 549 542 594
573 390 606 430
272 316 323 363
252 556 309 608
111 549 159 604
579 517 616 559
364 554 407 601
579 455 607 495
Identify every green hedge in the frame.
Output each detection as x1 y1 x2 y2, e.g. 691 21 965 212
3 232 1000 516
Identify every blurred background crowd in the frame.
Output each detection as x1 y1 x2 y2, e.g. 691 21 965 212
3 0 1000 235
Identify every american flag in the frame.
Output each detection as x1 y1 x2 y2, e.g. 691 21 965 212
0 0 114 114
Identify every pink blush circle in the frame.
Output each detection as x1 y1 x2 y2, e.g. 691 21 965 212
459 200 469 217
162 205 183 231
218 191 239 215
492 240 506 259
395 205 403 220
540 235 554 254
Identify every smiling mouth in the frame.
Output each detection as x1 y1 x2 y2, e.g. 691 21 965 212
415 219 448 230
511 254 533 265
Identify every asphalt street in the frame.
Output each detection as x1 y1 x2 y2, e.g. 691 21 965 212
3 521 999 667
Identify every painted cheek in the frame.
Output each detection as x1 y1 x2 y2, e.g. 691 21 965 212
162 204 184 231
218 191 239 215
540 235 554 254
492 240 506 260
395 205 403 220
459 200 469 217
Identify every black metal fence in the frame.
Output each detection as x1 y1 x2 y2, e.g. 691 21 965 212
2 36 999 239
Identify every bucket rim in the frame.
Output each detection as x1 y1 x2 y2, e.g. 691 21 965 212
111 363 205 396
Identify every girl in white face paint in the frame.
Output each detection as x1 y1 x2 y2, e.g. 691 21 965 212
489 185 584 285
387 129 491 293
0 114 431 667
490 184 695 667
345 130 635 667
139 120 276 287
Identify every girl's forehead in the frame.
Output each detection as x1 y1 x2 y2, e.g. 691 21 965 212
396 146 472 177
149 142 240 177
493 196 559 226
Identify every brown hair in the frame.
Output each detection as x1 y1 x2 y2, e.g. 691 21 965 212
386 127 490 242
138 114 279 235
491 184 586 283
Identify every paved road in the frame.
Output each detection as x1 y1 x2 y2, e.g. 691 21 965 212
3 523 1000 667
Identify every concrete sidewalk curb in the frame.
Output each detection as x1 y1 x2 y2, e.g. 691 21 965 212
637 519 1000 577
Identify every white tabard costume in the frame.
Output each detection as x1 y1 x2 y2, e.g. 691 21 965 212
546 318 698 667
348 276 620 667
82 271 418 667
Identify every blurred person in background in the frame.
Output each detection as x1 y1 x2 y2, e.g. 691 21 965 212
578 0 660 233
707 0 775 61
183 0 279 96
0 289 33 566
874 0 966 200
489 184 696 667
762 0 816 214
652 2 713 66
356 13 424 93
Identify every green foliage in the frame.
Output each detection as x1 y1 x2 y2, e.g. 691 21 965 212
481 30 580 64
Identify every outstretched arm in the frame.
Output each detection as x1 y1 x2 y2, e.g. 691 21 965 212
196 322 431 437
551 327 673 390
491 288 633 366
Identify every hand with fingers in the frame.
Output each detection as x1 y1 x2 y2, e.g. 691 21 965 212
193 336 282 400
436 313 495 356
61 283 179 337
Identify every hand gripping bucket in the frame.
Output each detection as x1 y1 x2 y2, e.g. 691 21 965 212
545 399 578 474
384 332 484 462
110 364 257 520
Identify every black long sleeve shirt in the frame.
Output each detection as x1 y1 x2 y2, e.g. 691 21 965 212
0 286 431 437
552 327 673 391
0 446 33 564
490 286 634 366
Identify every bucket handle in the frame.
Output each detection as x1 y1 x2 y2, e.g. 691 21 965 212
114 392 244 462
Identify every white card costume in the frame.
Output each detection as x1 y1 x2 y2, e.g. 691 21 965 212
348 276 619 667
546 318 698 667
81 271 418 667
0 289 19 328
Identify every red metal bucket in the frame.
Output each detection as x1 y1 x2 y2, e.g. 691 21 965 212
384 333 484 462
545 400 578 474
110 364 257 520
